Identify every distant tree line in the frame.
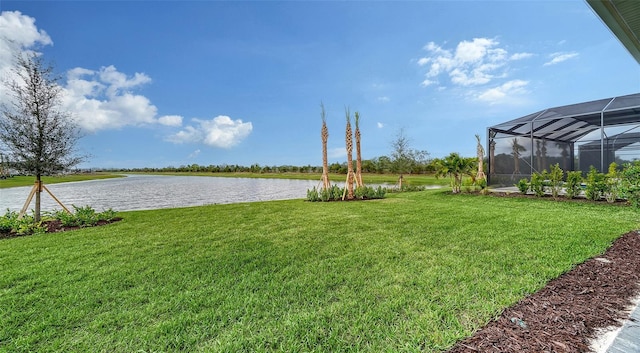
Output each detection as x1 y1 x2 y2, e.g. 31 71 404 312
104 156 437 175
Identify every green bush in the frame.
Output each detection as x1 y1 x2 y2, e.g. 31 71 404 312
2 206 118 236
585 166 606 201
564 171 582 199
306 187 320 202
307 185 386 202
331 185 344 200
548 163 564 199
530 172 545 197
462 179 476 194
516 178 530 194
0 210 19 234
620 162 640 208
605 162 620 203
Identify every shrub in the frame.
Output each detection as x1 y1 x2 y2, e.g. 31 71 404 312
331 185 344 200
564 171 582 199
0 210 18 234
585 166 606 201
620 162 640 208
307 185 352 202
530 172 545 197
476 178 488 194
604 162 620 203
320 187 332 202
462 178 475 193
548 163 564 199
516 178 530 194
306 187 320 202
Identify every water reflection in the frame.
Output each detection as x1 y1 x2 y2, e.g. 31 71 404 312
0 175 323 212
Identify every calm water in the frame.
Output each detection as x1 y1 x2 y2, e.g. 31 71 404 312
0 175 323 212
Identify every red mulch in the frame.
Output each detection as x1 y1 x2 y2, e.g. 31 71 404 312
447 230 640 353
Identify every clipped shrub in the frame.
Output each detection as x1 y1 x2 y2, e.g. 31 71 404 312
530 172 545 197
516 178 530 194
585 166 606 201
605 162 620 203
564 171 583 199
620 162 640 208
547 163 564 199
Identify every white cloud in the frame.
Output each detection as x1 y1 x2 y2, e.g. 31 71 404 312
0 11 51 63
168 115 253 148
417 37 534 88
377 96 390 103
158 115 183 127
188 149 201 158
544 52 579 66
0 11 258 151
421 79 437 87
328 147 346 159
0 11 53 103
417 57 430 66
60 66 161 131
476 79 529 105
510 52 534 60
377 122 384 129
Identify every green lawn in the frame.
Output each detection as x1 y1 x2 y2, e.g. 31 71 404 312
1 190 637 352
0 174 124 189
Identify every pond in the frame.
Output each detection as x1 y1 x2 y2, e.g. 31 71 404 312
0 174 326 212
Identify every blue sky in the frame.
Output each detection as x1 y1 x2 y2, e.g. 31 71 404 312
0 1 638 169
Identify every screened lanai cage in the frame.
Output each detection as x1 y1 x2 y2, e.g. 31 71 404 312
487 93 640 186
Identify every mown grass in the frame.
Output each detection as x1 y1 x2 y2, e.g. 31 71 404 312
0 190 637 352
0 173 124 189
134 171 447 186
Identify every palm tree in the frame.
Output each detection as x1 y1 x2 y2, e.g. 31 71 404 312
320 102 330 190
475 134 486 182
343 108 355 200
511 138 526 175
354 111 364 188
435 152 475 193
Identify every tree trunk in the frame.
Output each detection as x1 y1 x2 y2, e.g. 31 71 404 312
320 103 330 190
35 174 42 222
345 110 354 200
355 112 363 188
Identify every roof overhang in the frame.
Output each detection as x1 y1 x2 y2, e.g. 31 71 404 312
587 0 640 64
489 93 640 143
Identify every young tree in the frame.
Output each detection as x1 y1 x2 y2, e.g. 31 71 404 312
390 128 429 188
435 152 476 194
320 102 330 190
475 134 486 182
343 107 355 200
354 111 364 188
0 53 83 221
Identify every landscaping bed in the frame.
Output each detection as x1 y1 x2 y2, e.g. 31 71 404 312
447 229 640 352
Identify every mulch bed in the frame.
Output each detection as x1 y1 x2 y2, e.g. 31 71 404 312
447 230 640 353
0 217 122 239
43 218 123 233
